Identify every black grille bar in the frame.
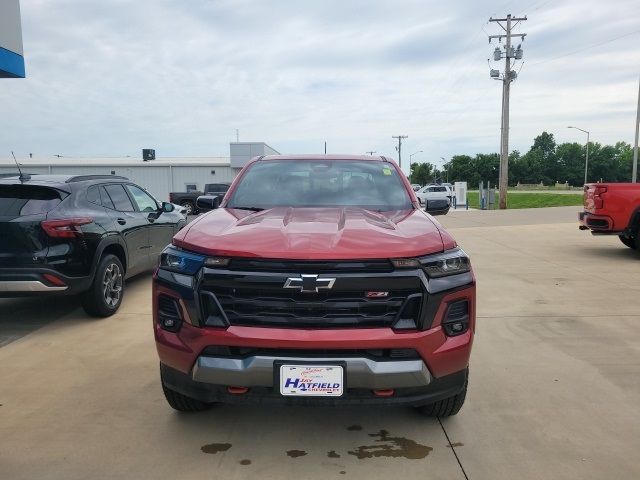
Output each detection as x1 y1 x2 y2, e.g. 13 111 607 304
228 258 393 273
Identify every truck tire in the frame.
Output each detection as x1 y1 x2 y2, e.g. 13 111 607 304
180 200 195 215
418 372 468 417
82 254 124 317
619 234 636 249
162 383 212 412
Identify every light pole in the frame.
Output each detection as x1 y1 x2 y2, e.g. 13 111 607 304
568 126 590 185
440 157 449 183
409 151 423 179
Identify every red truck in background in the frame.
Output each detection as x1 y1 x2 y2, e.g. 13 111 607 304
579 183 640 250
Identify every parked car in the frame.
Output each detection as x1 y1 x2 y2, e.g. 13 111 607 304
154 155 475 416
169 183 231 215
415 184 452 214
579 182 640 250
442 182 454 193
0 174 187 316
411 183 422 191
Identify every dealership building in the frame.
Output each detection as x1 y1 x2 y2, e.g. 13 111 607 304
0 142 280 201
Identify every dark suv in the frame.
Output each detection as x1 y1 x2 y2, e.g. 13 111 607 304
0 174 186 316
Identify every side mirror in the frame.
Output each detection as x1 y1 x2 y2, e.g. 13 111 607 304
161 201 175 213
424 199 450 216
196 195 221 211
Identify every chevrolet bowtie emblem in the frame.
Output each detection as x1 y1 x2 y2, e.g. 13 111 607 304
283 274 336 293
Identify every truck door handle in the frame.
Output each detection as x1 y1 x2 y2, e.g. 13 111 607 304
117 218 126 225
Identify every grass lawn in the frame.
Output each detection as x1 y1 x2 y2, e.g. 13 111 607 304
466 192 584 209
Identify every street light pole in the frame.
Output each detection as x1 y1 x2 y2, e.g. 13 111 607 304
441 157 448 183
409 150 423 177
568 126 590 185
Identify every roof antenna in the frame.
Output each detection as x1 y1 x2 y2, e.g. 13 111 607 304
11 151 30 182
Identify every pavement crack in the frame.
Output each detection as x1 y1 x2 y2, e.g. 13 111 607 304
438 417 469 480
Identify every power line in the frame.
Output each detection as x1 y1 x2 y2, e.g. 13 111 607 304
529 28 640 66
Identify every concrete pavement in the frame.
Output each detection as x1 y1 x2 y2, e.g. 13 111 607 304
1 206 639 479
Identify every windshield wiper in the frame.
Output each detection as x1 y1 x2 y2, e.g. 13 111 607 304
231 206 264 212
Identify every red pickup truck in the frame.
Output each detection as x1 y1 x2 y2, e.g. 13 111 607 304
153 155 475 416
579 183 640 250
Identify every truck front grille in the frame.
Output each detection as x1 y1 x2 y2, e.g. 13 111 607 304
198 266 425 329
208 286 417 328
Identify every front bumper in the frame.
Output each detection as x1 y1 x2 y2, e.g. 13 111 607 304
161 362 467 407
0 268 92 297
155 280 474 382
154 259 475 403
192 354 430 389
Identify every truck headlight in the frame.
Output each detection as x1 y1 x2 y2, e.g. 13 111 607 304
160 246 206 275
420 249 471 278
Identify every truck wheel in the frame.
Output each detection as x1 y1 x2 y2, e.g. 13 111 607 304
418 372 468 417
162 383 212 412
180 201 195 215
619 235 635 249
82 254 124 317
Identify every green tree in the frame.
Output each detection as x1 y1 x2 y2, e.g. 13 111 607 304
474 153 500 186
440 132 633 188
409 161 436 185
555 142 584 186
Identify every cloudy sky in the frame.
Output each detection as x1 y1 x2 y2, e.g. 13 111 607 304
1 0 639 172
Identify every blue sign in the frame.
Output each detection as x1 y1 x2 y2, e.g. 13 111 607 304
0 47 25 78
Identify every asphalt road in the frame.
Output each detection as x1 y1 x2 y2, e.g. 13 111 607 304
1 206 639 479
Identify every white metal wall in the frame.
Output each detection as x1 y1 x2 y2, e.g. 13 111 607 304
0 164 238 201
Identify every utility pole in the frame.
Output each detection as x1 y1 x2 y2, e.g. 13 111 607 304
633 74 639 183
392 135 408 168
489 14 527 209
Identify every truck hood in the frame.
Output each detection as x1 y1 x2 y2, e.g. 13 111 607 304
173 207 455 260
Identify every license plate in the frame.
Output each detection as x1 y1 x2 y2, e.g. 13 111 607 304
279 365 344 397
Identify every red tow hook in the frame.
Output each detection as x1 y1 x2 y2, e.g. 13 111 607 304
227 386 249 395
372 389 395 397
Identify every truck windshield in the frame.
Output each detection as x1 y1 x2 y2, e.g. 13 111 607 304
226 160 413 211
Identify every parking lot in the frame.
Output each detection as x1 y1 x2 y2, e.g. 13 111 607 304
1 206 639 480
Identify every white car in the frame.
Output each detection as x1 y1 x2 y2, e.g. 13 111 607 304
416 184 452 205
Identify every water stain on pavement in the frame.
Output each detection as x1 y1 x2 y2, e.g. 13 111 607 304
339 471 346 475
348 430 432 460
239 459 252 465
327 450 341 458
346 425 362 431
286 450 307 458
201 443 232 454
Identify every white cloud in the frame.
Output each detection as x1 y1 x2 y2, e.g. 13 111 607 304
1 0 639 172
